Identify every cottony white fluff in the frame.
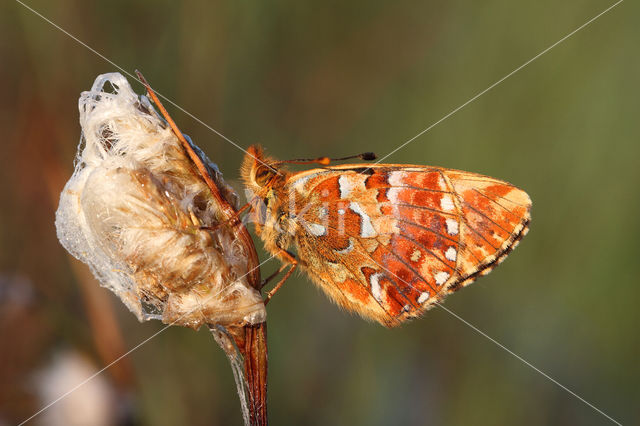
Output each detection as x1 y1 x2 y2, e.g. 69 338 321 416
55 73 265 328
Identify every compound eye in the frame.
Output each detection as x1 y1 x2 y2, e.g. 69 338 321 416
254 165 274 187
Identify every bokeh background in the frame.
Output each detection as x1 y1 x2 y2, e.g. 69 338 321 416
1 1 638 425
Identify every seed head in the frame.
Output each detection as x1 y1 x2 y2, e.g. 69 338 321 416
56 73 266 329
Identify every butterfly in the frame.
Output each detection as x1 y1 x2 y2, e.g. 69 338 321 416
241 145 531 327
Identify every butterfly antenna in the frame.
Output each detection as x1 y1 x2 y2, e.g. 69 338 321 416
281 151 376 166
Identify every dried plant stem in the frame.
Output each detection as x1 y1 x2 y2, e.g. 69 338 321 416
211 323 268 426
136 71 268 425
235 323 268 426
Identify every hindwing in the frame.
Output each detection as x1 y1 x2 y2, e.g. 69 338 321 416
283 164 531 327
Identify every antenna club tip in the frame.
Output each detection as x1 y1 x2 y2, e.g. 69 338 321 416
318 157 331 165
361 152 377 161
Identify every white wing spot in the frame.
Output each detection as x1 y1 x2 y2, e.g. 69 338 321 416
445 246 457 262
307 223 326 237
318 206 329 220
339 175 356 199
440 195 455 212
410 250 421 262
370 273 384 302
349 202 377 238
387 188 401 203
388 171 405 186
417 292 430 304
338 208 345 215
435 271 450 286
292 175 311 193
446 218 459 236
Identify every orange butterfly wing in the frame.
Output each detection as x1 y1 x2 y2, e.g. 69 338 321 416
285 165 531 327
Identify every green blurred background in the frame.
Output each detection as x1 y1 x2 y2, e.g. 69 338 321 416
1 1 638 425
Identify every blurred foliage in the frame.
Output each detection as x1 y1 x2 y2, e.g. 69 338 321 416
1 1 638 425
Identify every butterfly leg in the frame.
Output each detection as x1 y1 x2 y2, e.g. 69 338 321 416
263 250 298 305
260 263 290 289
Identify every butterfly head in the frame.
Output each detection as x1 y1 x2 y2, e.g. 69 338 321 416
241 145 285 197
241 145 294 244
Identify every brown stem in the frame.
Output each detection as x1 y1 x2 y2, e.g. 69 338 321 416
135 71 268 425
236 323 268 426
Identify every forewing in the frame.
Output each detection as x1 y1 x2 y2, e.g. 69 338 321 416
286 165 531 326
